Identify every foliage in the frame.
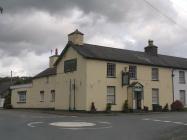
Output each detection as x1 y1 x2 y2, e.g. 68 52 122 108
162 103 169 112
152 104 162 112
123 100 129 113
90 102 96 113
143 106 149 112
106 103 112 113
3 93 12 109
171 100 184 111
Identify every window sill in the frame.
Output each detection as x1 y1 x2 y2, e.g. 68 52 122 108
107 76 116 78
130 78 137 80
152 79 159 81
40 101 44 102
17 102 26 104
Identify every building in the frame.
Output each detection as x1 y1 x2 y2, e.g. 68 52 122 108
11 29 187 111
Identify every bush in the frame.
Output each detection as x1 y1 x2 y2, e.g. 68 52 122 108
152 104 162 112
143 106 149 112
4 104 12 109
90 102 96 113
123 100 129 113
106 103 112 113
162 103 169 112
3 93 12 109
171 100 184 111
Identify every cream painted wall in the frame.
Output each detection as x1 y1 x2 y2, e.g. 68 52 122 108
11 75 56 109
55 47 87 110
86 59 173 111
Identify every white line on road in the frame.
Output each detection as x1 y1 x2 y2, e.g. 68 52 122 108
27 122 44 128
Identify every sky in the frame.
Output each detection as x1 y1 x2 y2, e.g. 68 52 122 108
0 0 187 77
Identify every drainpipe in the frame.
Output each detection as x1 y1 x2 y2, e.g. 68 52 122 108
73 79 76 111
172 69 175 103
69 79 72 111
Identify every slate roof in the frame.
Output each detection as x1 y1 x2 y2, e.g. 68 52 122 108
33 67 56 79
70 43 187 70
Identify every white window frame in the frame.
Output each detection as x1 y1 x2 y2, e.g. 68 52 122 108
129 65 137 79
18 91 26 103
152 88 159 104
107 63 116 78
179 71 185 84
152 67 159 81
107 86 116 104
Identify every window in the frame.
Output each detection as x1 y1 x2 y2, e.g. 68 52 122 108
18 91 26 103
152 88 159 104
180 90 186 105
51 90 55 102
40 91 44 102
107 86 115 104
179 71 185 84
107 63 116 77
64 59 77 73
129 66 137 79
152 68 159 81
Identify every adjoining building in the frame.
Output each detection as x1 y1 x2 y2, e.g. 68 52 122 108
11 29 187 111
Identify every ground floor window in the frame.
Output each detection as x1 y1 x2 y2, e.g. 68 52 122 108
179 90 186 105
51 90 55 102
107 86 115 104
18 91 26 103
152 88 159 104
40 91 44 102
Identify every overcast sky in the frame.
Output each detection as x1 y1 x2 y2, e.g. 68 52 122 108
0 0 187 77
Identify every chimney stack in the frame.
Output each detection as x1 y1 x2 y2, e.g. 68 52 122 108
49 49 59 68
68 29 84 45
144 40 158 56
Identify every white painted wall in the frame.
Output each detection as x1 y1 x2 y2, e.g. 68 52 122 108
173 69 187 107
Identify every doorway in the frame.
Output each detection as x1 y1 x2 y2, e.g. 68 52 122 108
135 92 142 110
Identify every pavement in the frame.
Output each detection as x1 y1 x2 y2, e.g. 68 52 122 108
0 109 187 140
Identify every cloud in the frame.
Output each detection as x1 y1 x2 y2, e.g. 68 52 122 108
0 0 186 76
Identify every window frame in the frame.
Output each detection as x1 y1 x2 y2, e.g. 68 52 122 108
107 63 116 78
152 67 159 81
179 71 185 84
107 86 116 105
152 88 159 105
17 91 26 103
40 91 44 102
51 90 55 102
179 90 186 105
129 65 137 80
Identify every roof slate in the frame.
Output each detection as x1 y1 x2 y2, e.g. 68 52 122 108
33 67 56 79
71 43 187 69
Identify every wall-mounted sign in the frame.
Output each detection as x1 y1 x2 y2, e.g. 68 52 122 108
64 59 77 73
122 72 130 86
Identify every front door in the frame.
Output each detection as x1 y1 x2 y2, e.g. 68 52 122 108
136 92 142 110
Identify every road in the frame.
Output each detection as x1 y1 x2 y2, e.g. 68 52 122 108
0 110 187 140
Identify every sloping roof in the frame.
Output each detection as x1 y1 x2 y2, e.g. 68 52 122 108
69 43 187 69
33 67 56 79
68 29 84 36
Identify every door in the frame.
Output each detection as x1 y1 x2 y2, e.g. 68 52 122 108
180 90 186 106
136 92 142 110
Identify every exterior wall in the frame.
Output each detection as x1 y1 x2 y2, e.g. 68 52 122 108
11 75 56 109
55 47 87 110
86 59 173 111
173 69 187 107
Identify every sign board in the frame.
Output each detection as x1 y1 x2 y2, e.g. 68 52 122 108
64 59 77 73
122 72 130 86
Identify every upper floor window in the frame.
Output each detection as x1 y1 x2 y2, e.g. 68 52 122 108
18 91 26 103
129 66 137 79
152 68 159 81
107 63 116 78
179 71 185 84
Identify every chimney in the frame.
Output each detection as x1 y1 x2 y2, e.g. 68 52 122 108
68 29 84 45
49 48 59 68
144 40 158 56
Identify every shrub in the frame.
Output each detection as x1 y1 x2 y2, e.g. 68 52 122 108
171 100 184 111
90 102 96 113
4 104 12 109
162 103 169 112
152 104 162 112
143 106 149 112
123 100 129 113
106 103 112 113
